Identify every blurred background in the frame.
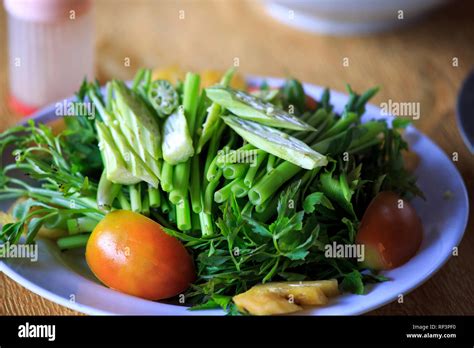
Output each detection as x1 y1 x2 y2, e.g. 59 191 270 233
0 0 473 315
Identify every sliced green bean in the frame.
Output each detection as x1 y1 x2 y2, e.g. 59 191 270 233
148 185 161 208
199 211 214 236
169 162 190 204
190 155 202 213
204 170 222 214
244 151 267 187
214 178 241 203
248 161 301 205
66 217 98 234
161 161 174 192
266 155 276 173
129 184 142 212
176 196 191 231
223 163 248 180
57 234 90 250
230 178 248 198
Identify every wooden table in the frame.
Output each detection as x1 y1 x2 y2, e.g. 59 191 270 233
1 0 473 315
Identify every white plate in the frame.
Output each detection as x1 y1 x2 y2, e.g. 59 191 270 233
0 77 469 315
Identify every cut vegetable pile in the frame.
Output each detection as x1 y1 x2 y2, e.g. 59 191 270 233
0 68 424 315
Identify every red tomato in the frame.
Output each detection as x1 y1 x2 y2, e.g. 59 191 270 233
356 192 423 270
86 210 195 300
305 95 318 111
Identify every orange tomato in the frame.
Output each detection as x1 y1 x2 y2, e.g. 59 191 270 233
86 210 195 300
356 191 423 270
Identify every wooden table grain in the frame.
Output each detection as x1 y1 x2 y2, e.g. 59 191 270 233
0 0 473 316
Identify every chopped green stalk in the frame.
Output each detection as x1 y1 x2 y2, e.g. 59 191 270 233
191 211 201 231
348 121 386 150
220 67 236 87
204 170 222 214
195 90 212 137
266 155 276 172
132 68 152 97
299 112 313 123
311 109 331 127
248 161 302 205
350 138 382 154
215 144 255 167
162 108 194 165
223 163 248 179
311 131 349 153
129 184 142 212
206 86 314 131
148 80 179 117
117 191 131 210
281 78 306 113
169 72 201 207
67 217 99 234
199 211 214 236
97 170 121 211
203 121 226 178
197 69 235 153
230 178 248 198
148 185 161 208
176 196 192 231
305 117 332 144
215 146 230 169
57 234 90 250
169 162 190 204
183 72 202 134
319 112 358 140
244 151 267 187
206 156 220 182
161 162 174 192
221 115 327 170
132 68 146 90
214 178 241 203
168 203 177 223
197 103 222 154
190 155 202 213
353 86 380 115
142 194 150 216
303 109 329 131
321 88 331 111
255 195 273 213
302 130 320 145
292 109 330 139
161 197 170 214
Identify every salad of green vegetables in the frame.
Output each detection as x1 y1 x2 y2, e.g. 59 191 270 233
0 68 422 313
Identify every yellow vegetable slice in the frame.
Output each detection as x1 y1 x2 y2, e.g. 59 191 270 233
233 279 339 315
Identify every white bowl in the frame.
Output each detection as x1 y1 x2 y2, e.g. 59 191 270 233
265 0 447 35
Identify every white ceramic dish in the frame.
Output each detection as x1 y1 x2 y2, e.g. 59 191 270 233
0 77 469 315
265 0 447 35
